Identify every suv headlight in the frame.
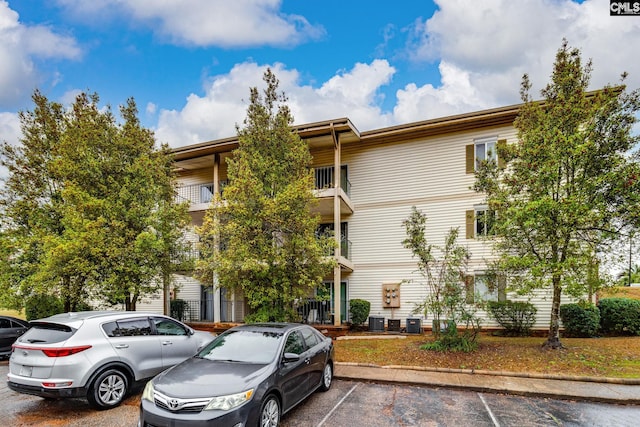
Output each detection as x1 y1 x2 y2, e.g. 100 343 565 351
204 389 254 411
141 381 154 402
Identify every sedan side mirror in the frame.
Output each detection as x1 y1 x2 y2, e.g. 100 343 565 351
283 352 300 363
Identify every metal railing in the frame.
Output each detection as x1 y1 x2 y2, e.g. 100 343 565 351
297 298 334 324
171 297 347 325
323 238 351 260
170 241 200 265
175 183 214 204
314 166 351 196
171 299 214 322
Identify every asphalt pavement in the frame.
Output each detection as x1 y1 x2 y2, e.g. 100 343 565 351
334 362 640 405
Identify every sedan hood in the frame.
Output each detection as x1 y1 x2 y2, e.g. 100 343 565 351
153 357 272 398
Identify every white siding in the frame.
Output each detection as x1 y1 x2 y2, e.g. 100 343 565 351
164 117 566 331
174 274 202 302
339 125 549 327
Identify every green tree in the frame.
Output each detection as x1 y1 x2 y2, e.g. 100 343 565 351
474 40 640 349
402 206 481 350
197 69 334 322
0 90 72 309
0 91 190 311
616 265 640 286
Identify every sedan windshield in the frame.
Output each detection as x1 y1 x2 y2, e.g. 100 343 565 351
198 330 282 364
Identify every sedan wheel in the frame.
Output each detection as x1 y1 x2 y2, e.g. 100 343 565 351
260 395 280 427
319 363 333 392
87 369 128 409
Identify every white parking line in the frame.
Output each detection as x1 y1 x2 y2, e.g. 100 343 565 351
478 393 501 427
317 384 359 427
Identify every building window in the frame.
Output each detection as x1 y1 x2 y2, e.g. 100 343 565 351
466 137 505 174
475 206 496 237
475 137 497 170
465 274 506 303
466 207 496 239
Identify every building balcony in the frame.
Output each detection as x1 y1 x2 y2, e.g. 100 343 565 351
313 166 354 216
326 238 353 272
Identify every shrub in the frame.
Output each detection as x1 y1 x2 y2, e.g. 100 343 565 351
420 320 479 352
559 303 600 337
598 298 640 336
486 300 537 336
349 299 371 327
25 294 64 321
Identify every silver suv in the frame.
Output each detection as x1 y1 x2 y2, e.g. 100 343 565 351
8 311 213 409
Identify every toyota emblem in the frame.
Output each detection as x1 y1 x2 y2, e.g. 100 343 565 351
168 398 181 410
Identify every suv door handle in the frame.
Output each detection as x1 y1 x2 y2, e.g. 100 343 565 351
162 341 173 346
114 344 129 349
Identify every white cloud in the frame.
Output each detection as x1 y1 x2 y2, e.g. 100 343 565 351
0 1 81 108
0 111 20 146
56 0 325 47
401 0 640 116
393 61 491 123
155 0 640 146
0 111 20 179
154 60 396 147
146 102 157 116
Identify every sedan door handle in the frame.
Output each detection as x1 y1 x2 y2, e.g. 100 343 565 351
114 344 129 349
162 341 173 346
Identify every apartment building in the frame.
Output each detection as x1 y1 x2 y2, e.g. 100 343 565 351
138 102 558 329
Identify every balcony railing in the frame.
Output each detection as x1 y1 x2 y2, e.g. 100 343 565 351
297 298 334 324
176 183 214 204
341 238 352 260
171 299 214 322
172 297 345 325
314 166 351 196
171 241 200 264
319 234 351 260
178 173 350 206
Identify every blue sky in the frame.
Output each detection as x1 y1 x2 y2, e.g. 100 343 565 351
1 0 639 149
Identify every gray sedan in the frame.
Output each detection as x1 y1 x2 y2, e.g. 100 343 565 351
139 322 334 427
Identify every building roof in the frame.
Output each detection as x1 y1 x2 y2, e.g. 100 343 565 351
171 103 522 162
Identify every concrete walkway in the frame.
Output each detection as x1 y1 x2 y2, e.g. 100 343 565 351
334 363 640 405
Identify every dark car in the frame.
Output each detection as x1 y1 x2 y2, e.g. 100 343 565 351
139 323 334 427
0 315 30 359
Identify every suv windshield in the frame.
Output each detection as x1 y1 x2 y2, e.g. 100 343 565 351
18 323 75 344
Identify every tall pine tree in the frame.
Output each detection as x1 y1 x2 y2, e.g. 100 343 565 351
197 69 334 322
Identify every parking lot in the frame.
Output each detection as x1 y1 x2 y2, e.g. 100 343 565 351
3 360 640 426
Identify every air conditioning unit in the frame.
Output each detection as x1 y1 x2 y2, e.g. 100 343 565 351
368 316 384 332
406 317 422 334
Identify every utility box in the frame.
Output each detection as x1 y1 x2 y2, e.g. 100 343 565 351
382 284 401 308
406 317 422 334
387 319 401 332
368 316 384 332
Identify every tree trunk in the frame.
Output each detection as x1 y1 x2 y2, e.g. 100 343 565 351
63 276 72 312
543 277 564 349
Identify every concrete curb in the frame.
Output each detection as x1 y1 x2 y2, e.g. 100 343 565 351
335 361 640 385
334 363 640 405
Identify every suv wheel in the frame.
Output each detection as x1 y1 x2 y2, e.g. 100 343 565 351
87 369 128 409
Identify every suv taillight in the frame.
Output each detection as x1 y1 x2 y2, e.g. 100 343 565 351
13 345 92 357
42 346 92 357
